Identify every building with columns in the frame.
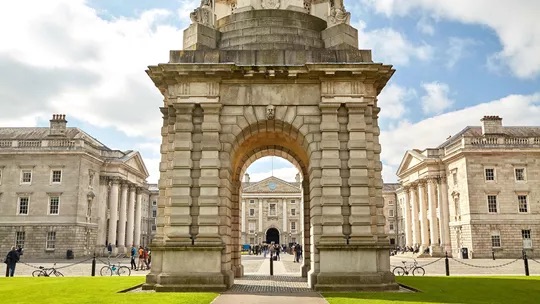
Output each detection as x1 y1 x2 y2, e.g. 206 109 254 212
396 116 540 258
240 174 303 246
0 114 150 258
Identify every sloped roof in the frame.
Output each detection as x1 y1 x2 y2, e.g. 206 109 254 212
242 176 301 193
383 183 400 192
438 126 540 148
0 127 110 150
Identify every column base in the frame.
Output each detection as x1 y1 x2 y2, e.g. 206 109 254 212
144 244 232 292
429 245 444 257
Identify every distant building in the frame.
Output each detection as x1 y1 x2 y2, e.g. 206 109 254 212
383 183 403 247
145 183 159 247
0 114 150 258
396 116 540 258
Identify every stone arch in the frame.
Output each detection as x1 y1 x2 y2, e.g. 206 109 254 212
221 119 314 279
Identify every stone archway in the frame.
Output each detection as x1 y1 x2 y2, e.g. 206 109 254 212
143 0 397 293
266 228 280 244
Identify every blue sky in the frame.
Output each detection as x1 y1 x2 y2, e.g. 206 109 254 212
1 0 539 183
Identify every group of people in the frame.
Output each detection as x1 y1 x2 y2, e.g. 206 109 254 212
391 245 424 256
4 246 22 277
245 242 303 263
130 245 151 271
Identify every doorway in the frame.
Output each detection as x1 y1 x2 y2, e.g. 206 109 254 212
266 228 280 244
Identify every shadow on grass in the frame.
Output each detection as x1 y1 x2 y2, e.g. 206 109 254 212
324 276 540 304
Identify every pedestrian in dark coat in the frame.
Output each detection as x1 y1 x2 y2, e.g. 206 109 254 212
5 246 20 277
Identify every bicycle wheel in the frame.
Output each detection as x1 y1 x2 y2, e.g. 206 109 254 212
412 267 425 276
32 270 45 277
392 266 406 276
117 266 131 276
100 266 112 276
54 270 64 277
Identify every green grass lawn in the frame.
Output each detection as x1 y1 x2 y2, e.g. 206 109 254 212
324 276 540 304
0 277 217 304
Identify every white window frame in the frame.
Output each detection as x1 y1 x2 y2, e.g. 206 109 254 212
290 221 297 232
48 196 60 215
15 231 25 249
291 199 296 204
389 222 395 231
484 167 496 182
18 197 29 215
152 200 157 206
515 167 526 182
248 221 256 233
20 169 32 185
152 209 157 218
389 209 395 217
50 169 62 184
487 195 498 213
249 199 255 204
491 231 501 248
291 208 296 216
249 208 255 217
518 195 528 213
268 203 277 216
522 230 532 249
46 231 56 250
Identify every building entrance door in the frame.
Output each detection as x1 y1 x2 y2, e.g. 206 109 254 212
266 228 280 244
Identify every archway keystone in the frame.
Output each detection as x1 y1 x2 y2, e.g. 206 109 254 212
144 0 397 292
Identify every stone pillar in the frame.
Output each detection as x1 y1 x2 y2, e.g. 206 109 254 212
283 198 287 233
134 189 143 246
418 182 429 253
439 177 452 254
117 182 128 252
402 188 413 247
409 187 420 246
241 199 246 244
107 179 120 250
96 177 109 250
427 178 441 255
126 185 136 247
258 198 263 233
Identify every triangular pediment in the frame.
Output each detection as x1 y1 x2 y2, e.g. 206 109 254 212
123 152 149 178
396 150 427 177
243 176 300 194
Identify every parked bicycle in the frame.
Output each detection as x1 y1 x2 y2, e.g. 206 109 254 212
100 260 131 276
32 263 64 277
392 260 425 276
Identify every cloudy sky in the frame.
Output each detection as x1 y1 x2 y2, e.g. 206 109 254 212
1 0 539 183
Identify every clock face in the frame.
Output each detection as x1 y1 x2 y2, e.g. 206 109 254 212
268 182 277 191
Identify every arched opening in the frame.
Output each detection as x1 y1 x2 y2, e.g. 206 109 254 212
266 228 280 244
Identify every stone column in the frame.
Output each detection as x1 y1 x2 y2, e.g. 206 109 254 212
96 177 109 249
318 103 343 244
117 182 128 252
402 188 412 247
258 198 263 233
409 187 420 246
427 178 441 255
439 177 452 253
283 198 287 233
134 188 142 246
241 199 246 244
418 182 429 252
107 178 120 250
126 185 136 247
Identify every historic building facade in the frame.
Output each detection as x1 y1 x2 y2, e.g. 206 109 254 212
382 183 403 248
0 115 150 258
240 174 303 246
396 116 540 258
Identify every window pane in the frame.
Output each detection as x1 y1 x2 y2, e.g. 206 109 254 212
515 169 525 181
15 232 25 248
21 171 32 183
491 235 501 247
487 195 497 213
46 232 56 249
485 169 495 181
52 170 62 183
49 197 59 215
518 195 528 213
19 197 29 215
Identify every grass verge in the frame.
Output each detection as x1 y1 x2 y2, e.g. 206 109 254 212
0 276 217 304
324 276 540 304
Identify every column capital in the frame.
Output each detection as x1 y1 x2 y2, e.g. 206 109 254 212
319 103 341 113
200 103 222 114
345 103 366 114
173 103 195 114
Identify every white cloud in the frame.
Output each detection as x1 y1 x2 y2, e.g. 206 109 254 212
378 83 416 119
446 37 476 68
416 16 435 35
420 82 454 115
354 20 433 65
380 92 540 182
362 0 540 79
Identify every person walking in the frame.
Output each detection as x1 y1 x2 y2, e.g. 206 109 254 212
107 243 113 258
137 246 145 270
130 245 137 270
4 246 20 277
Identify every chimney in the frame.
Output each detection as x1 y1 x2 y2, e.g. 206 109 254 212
49 114 68 136
481 116 503 135
244 173 250 183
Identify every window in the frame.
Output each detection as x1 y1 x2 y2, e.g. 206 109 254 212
389 209 394 217
151 225 156 231
388 200 394 206
290 221 297 231
515 168 526 181
249 208 255 216
15 232 25 249
291 199 296 204
46 231 56 250
452 171 458 186
487 195 498 213
518 195 528 213
269 203 276 216
49 197 60 215
152 210 157 218
248 222 255 233
491 232 501 248
51 170 62 183
88 172 95 188
249 199 255 204
390 238 396 245
18 197 29 215
291 208 296 216
21 169 32 184
152 200 157 206
522 230 532 249
485 168 495 181
291 237 297 243
249 237 255 244
389 222 395 231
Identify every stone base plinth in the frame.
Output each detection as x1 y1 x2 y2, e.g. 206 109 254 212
310 244 399 291
144 244 232 292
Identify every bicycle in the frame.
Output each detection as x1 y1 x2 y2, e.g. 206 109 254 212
32 263 64 277
100 260 131 276
392 260 425 276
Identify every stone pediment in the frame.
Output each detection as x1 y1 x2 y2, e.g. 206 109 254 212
243 176 300 193
123 152 149 178
396 150 427 177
